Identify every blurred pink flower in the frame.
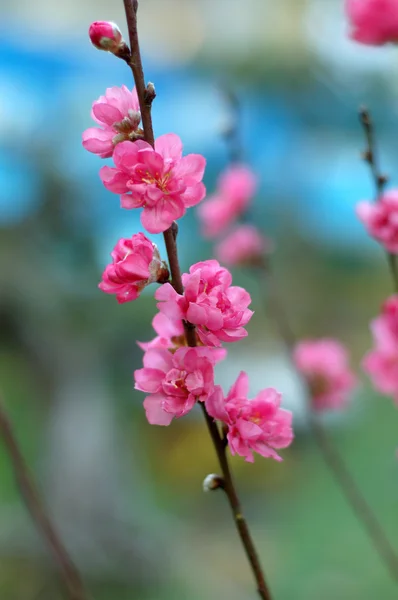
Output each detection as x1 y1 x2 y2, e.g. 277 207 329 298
138 312 228 362
293 339 357 411
134 347 216 425
98 232 168 304
215 225 271 266
155 259 253 347
100 134 206 233
345 0 398 45
357 190 398 253
88 21 123 52
206 372 293 463
363 295 398 403
82 86 141 158
198 165 256 238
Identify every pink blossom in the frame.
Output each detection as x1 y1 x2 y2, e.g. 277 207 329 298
215 225 271 266
363 295 398 403
134 347 216 425
82 86 141 158
100 134 206 233
206 372 293 463
137 312 227 363
356 191 398 253
98 232 168 304
89 21 123 52
198 165 256 238
293 339 357 411
155 259 253 347
345 0 398 46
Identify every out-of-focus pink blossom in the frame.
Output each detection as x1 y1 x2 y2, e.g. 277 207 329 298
89 21 124 52
134 347 216 425
100 134 206 233
155 259 253 347
345 0 398 46
99 232 168 304
198 165 256 238
82 86 141 158
363 295 398 403
137 312 228 363
293 339 357 411
356 191 398 253
206 372 293 463
215 225 271 266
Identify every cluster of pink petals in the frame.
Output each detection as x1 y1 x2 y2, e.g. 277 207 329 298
293 339 357 411
138 312 227 363
82 86 141 158
363 295 398 403
356 190 398 253
134 347 217 425
155 259 253 347
206 372 293 463
345 0 398 46
99 232 168 303
215 225 271 266
88 21 123 52
198 165 256 238
100 134 206 233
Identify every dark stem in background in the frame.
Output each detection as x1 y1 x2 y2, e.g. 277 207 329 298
359 107 398 293
263 263 398 585
121 2 273 598
219 88 398 585
221 86 243 164
0 395 89 600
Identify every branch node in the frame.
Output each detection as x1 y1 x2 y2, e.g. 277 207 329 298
203 473 225 492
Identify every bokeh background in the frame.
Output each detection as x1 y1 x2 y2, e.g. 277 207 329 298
1 0 398 598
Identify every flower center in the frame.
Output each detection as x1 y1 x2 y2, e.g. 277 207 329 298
139 169 171 193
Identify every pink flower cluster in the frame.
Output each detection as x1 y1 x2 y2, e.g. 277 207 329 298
197 164 270 268
356 190 398 253
207 373 293 463
84 39 293 463
363 295 398 403
98 233 168 303
294 339 357 411
83 86 141 158
100 134 206 233
198 165 256 238
155 259 253 346
345 0 398 46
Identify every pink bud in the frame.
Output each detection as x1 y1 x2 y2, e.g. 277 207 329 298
89 21 124 53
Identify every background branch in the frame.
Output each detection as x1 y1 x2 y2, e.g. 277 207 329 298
0 394 89 600
359 107 398 293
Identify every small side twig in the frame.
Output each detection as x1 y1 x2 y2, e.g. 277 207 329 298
0 394 88 600
359 107 398 293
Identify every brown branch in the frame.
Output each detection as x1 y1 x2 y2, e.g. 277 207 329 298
121 2 272 597
0 395 89 600
261 265 398 586
359 107 398 293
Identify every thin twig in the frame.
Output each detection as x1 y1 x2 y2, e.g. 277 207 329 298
359 107 398 293
0 395 89 600
121 2 272 597
261 265 398 585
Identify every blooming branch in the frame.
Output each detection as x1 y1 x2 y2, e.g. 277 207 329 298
82 1 295 598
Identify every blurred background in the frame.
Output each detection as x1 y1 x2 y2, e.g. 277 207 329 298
1 0 398 598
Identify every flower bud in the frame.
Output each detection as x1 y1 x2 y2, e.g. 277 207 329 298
89 21 124 53
202 473 224 492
